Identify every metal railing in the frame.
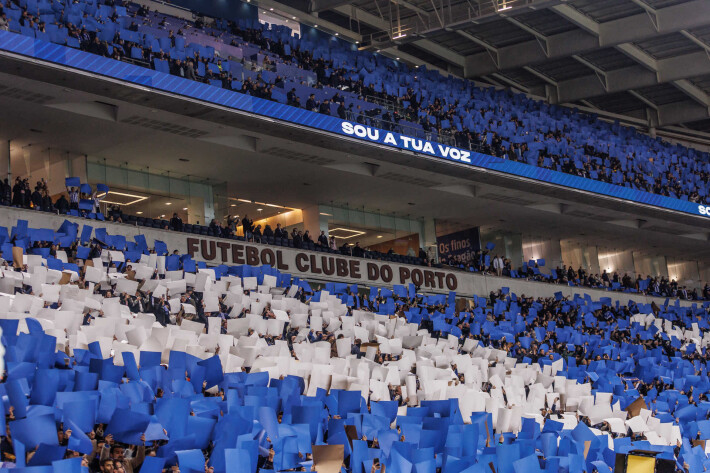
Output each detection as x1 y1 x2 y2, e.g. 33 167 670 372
364 94 406 115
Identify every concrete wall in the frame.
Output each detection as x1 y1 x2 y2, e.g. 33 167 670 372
0 206 696 308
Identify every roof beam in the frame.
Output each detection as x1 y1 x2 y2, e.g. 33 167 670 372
548 4 598 35
680 30 710 60
489 73 530 94
555 50 710 103
534 13 710 109
614 42 709 111
465 28 598 76
597 0 710 46
522 66 557 86
570 54 608 91
505 17 550 57
615 43 657 72
415 39 467 67
309 0 352 13
392 0 429 16
657 100 710 126
464 0 710 77
628 90 658 110
457 30 500 69
334 4 465 67
627 0 660 31
377 46 450 75
672 80 710 108
555 65 656 102
257 0 361 42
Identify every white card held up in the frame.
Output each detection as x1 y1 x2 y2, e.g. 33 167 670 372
203 292 220 313
180 319 205 334
41 284 60 303
182 303 197 315
263 275 277 288
165 270 184 281
168 298 182 314
243 277 257 291
109 251 125 262
194 273 212 292
85 266 104 283
153 285 167 299
115 278 139 295
208 317 222 335
167 280 187 297
157 256 166 275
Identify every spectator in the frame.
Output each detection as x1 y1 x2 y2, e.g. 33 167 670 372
41 189 53 212
30 185 42 210
317 230 328 247
170 212 184 232
185 60 197 81
12 178 25 207
274 223 286 239
99 434 145 473
1 178 10 205
67 186 79 210
54 193 69 214
242 215 253 239
493 255 504 277
306 94 318 112
319 99 331 115
292 230 302 249
91 191 102 215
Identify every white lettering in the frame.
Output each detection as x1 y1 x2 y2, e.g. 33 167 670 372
343 122 471 164
353 124 367 138
700 204 709 216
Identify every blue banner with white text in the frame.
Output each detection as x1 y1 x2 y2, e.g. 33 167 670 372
436 227 480 263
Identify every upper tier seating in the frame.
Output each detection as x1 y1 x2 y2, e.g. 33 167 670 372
1 0 709 204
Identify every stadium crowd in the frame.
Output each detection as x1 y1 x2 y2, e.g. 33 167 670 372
2 2 710 473
0 0 709 205
0 219 709 472
2 176 707 302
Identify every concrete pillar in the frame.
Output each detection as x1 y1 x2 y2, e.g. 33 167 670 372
421 218 438 262
187 198 205 226
69 154 88 183
302 205 329 235
0 140 9 183
522 236 563 269
561 241 601 274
